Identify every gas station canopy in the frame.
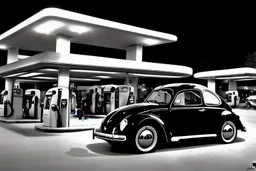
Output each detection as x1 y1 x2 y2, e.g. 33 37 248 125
0 8 192 82
0 52 192 82
194 67 256 81
0 8 177 52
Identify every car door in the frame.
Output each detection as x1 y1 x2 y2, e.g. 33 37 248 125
168 89 205 136
201 89 224 134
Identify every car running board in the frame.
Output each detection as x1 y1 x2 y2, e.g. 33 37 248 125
171 134 217 142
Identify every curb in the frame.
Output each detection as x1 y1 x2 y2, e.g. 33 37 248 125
35 124 96 133
0 118 41 123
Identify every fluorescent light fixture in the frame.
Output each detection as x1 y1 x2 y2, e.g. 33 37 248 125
19 72 44 77
40 68 58 72
0 44 7 49
18 55 30 59
216 76 256 80
71 78 100 81
94 76 111 79
129 73 182 78
143 38 160 45
4 72 27 78
70 69 118 75
236 78 256 82
33 76 57 80
69 25 91 34
34 20 64 34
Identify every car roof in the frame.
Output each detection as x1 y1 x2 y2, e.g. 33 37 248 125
154 83 208 91
247 95 256 99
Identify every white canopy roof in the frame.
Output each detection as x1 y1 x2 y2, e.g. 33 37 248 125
194 67 256 81
0 8 177 52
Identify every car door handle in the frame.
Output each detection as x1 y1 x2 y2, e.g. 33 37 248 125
198 108 206 112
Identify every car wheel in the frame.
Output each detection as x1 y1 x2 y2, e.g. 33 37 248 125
218 120 237 144
132 125 158 153
246 103 251 109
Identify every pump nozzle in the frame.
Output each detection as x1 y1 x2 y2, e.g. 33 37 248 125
0 90 8 96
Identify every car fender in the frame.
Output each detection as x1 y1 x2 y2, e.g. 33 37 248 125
132 113 170 143
220 110 246 131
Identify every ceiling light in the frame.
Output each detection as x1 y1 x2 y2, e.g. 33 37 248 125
40 68 58 72
143 38 160 45
0 44 7 49
34 20 64 35
4 72 27 78
19 72 44 77
33 76 57 80
71 78 100 81
70 69 118 75
216 76 256 80
95 76 111 79
69 25 91 34
236 78 256 81
129 73 182 78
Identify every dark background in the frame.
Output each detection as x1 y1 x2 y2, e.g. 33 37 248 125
0 1 253 90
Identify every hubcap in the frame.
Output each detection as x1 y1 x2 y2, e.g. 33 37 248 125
138 129 154 148
222 124 234 140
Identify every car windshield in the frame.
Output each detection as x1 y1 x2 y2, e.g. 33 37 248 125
144 90 172 105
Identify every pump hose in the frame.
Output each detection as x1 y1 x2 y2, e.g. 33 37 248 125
57 108 63 128
57 89 63 128
0 100 14 118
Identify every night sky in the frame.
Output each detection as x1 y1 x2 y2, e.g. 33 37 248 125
0 1 252 88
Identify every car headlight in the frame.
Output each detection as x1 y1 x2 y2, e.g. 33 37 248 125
120 118 128 131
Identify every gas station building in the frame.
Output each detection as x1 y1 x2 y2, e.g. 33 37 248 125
194 67 256 104
0 8 193 128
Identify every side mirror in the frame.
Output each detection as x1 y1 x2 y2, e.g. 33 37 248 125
51 104 59 112
40 103 44 108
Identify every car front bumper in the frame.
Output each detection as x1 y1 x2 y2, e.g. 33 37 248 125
93 128 127 141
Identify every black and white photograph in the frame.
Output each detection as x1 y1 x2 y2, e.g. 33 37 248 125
0 2 255 171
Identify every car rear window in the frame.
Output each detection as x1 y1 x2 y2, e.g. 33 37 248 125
203 90 221 105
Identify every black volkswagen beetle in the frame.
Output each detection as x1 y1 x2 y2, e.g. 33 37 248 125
93 83 246 153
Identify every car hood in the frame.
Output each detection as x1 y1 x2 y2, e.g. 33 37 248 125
101 102 166 132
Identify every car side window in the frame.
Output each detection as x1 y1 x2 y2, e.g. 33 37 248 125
203 90 221 105
173 90 202 106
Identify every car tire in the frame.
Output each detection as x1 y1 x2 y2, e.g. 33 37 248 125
132 124 158 153
218 120 237 144
246 103 251 109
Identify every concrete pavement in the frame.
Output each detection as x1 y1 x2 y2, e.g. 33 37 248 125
0 108 255 171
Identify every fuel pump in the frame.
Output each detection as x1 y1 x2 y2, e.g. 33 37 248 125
102 84 135 114
70 92 77 113
0 88 23 119
102 84 118 114
97 86 104 114
0 90 13 117
87 85 103 114
23 89 41 119
225 90 240 108
42 87 69 127
117 85 135 106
